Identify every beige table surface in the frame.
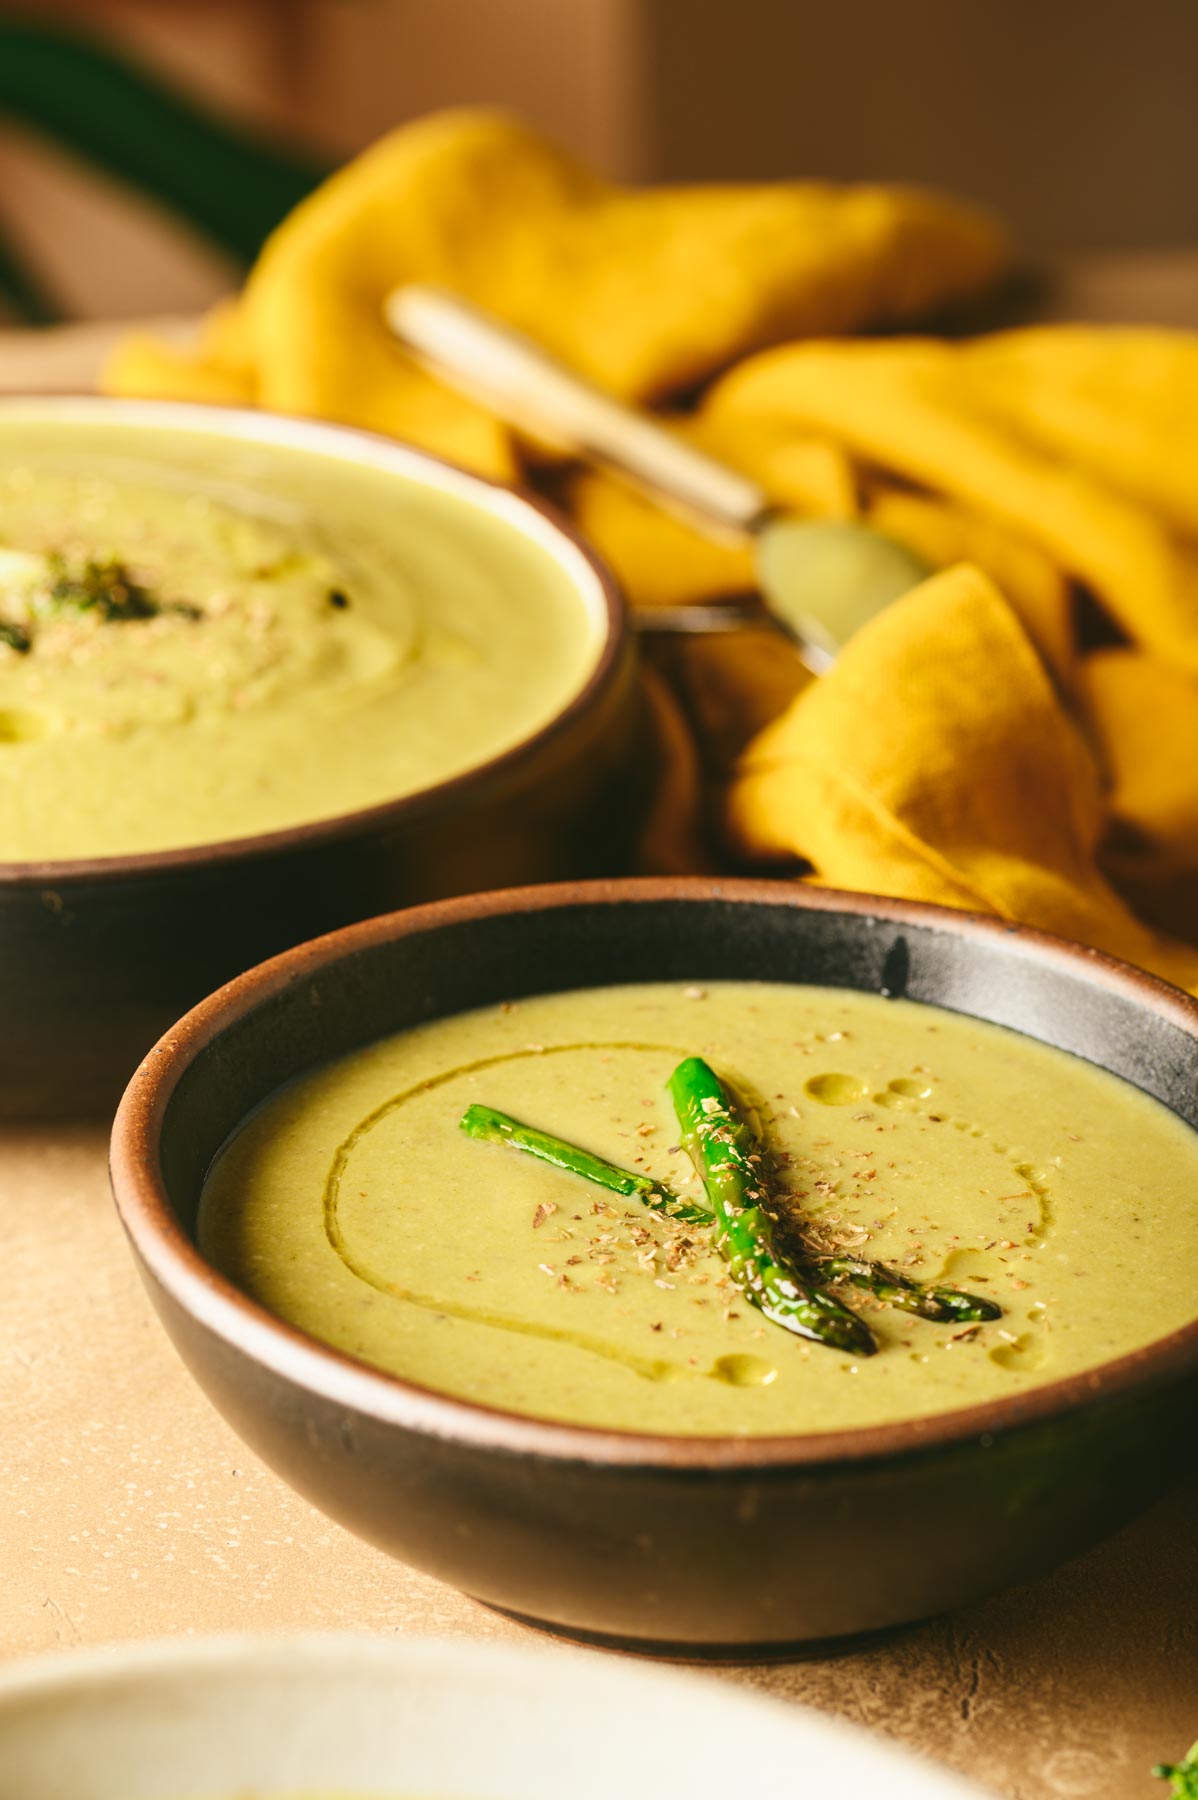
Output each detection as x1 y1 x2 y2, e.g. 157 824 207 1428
2 260 1196 1800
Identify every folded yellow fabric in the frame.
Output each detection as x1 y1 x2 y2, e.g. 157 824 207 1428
564 331 1198 989
706 330 1198 673
106 110 1198 993
105 107 1006 480
1080 648 1198 946
729 566 1198 991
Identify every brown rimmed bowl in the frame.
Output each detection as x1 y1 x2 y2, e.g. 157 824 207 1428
0 397 640 1116
110 878 1198 1653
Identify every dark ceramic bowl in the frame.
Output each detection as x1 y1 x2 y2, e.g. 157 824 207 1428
0 398 640 1116
110 879 1198 1653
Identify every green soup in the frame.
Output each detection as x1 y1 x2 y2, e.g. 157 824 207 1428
200 981 1198 1436
0 414 600 860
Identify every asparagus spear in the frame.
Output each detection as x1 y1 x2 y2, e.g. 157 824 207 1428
461 1101 1000 1328
459 1102 710 1224
817 1255 1001 1324
667 1056 878 1356
657 1059 997 1324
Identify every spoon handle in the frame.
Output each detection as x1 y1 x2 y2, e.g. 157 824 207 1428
386 284 769 540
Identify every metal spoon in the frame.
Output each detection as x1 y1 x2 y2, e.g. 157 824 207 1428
386 285 929 670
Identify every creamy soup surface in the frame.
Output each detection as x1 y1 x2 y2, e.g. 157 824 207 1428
200 982 1198 1436
0 418 600 860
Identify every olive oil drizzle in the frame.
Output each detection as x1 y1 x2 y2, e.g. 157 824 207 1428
323 1040 771 1386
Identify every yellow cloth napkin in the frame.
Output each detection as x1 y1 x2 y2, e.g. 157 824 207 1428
106 110 1198 993
729 564 1198 991
106 107 1006 478
597 328 1198 988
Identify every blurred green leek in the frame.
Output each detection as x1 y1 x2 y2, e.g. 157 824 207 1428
0 16 332 322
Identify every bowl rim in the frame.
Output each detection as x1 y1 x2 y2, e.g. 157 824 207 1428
110 876 1198 1473
0 394 628 887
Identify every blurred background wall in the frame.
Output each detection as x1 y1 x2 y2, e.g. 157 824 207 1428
0 0 1196 321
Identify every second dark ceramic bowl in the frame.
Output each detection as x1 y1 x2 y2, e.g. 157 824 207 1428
0 398 641 1116
110 879 1198 1652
